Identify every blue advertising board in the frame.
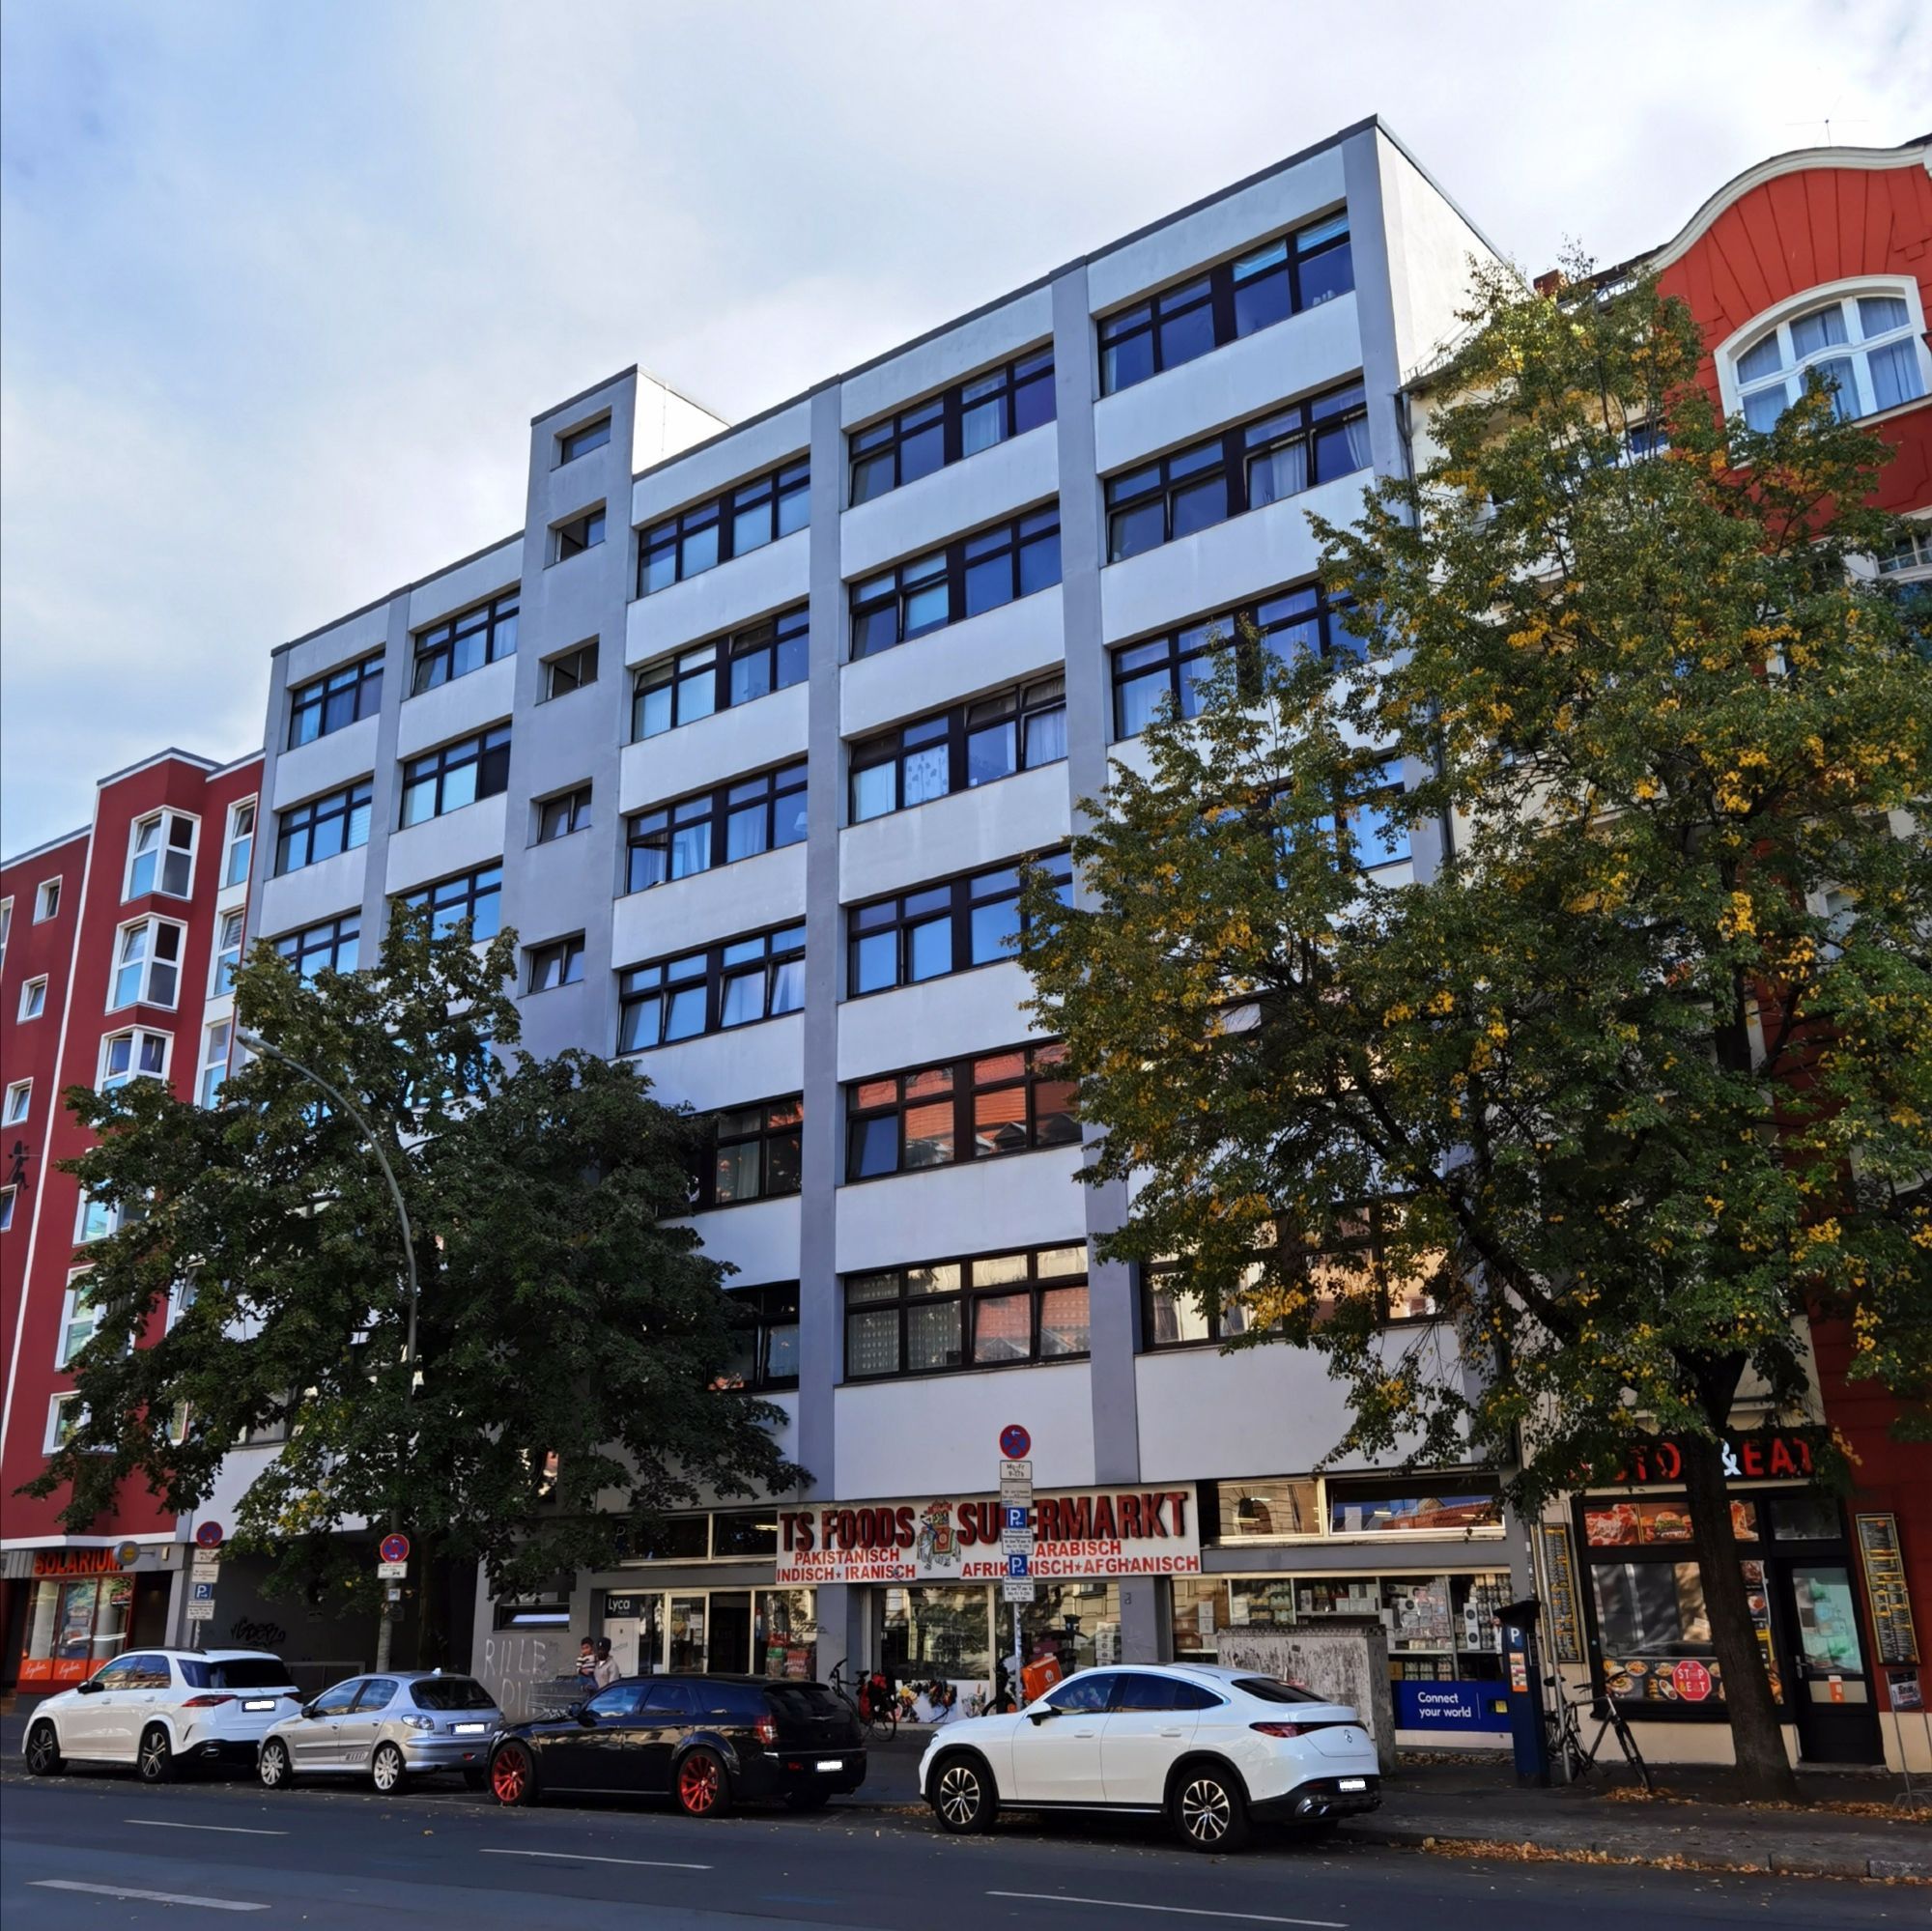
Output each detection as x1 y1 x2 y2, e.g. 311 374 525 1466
1394 1680 1510 1732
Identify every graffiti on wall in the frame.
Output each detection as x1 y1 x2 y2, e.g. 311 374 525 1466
479 1632 577 1722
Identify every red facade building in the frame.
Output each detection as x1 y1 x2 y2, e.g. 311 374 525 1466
0 749 261 1690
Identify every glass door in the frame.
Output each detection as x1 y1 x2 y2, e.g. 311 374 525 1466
708 1593 753 1675
1776 1561 1882 1763
668 1596 707 1673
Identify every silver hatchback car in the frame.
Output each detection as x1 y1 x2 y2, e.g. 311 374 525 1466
258 1670 501 1793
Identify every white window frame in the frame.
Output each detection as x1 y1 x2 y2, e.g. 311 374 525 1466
0 896 11 969
210 906 246 998
0 1185 15 1233
3 1079 30 1125
222 797 257 890
167 1268 199 1329
76 1189 119 1243
58 1270 106 1369
44 1393 86 1454
198 1019 233 1109
109 916 187 1011
18 975 48 1020
99 1026 173 1092
1717 275 1932 431
34 878 60 923
125 808 200 902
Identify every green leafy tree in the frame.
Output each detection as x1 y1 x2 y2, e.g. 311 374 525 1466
28 910 802 1662
1021 264 1931 1796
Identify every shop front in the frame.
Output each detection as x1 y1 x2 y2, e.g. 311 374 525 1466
1559 1429 1888 1765
6 1545 176 1689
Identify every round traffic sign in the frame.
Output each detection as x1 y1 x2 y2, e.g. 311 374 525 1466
380 1533 411 1565
195 1521 225 1549
999 1424 1032 1460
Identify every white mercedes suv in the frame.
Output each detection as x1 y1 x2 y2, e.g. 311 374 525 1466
23 1648 303 1783
918 1662 1380 1851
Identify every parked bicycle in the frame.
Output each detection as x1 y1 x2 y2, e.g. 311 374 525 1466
1548 1690 1652 1792
828 1660 898 1742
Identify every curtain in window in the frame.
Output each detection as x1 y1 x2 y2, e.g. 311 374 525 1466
1868 339 1924 412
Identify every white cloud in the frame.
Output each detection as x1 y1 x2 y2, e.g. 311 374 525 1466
3 0 1928 851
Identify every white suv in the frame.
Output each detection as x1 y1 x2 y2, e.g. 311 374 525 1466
23 1648 303 1784
918 1662 1380 1852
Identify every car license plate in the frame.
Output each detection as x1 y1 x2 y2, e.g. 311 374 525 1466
453 1721 488 1735
1338 1776 1367 1792
242 1700 276 1712
815 1758 843 1771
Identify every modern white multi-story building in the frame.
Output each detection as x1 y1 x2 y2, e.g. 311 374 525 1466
241 116 1524 1731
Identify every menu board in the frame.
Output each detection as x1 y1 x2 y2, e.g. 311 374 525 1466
1855 1514 1919 1667
1581 1497 1758 1547
1538 1523 1584 1663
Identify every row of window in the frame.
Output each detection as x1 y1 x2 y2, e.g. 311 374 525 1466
849 351 1055 503
639 459 810 597
625 763 808 892
845 1243 1089 1379
617 923 806 1053
847 1042 1076 1179
633 609 809 738
850 508 1060 659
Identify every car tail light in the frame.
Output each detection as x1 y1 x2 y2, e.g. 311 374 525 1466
1250 1720 1305 1738
753 1714 779 1746
182 1694 236 1709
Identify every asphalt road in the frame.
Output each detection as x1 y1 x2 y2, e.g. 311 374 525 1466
1 1763 1920 1930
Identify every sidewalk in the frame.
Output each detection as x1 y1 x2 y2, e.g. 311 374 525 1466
865 1730 1932 1880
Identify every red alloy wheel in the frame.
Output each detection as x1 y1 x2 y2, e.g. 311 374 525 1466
678 1754 722 1814
491 1745 532 1804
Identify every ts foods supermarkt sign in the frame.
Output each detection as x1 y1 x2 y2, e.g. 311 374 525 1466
776 1485 1201 1585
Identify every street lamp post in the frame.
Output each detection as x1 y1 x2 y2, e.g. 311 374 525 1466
235 1030 419 1672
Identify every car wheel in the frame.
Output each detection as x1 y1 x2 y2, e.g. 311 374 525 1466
673 1746 732 1819
136 1724 176 1785
489 1741 538 1806
370 1742 408 1793
258 1739 294 1791
462 1767 488 1792
783 1789 831 1811
25 1721 64 1776
930 1751 998 1834
1170 1761 1249 1853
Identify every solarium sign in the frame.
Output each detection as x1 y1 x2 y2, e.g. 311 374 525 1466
775 1485 1202 1586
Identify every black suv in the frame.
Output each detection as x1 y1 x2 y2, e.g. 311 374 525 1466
487 1675 865 1815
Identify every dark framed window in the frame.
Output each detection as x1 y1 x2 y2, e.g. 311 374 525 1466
849 677 1065 824
1111 583 1362 738
558 416 611 465
399 863 502 942
554 506 606 559
631 606 809 739
1098 213 1354 395
274 780 374 875
1141 1200 1438 1349
1104 384 1369 564
848 851 1072 996
639 459 810 597
694 1095 803 1209
617 923 805 1051
527 935 584 992
849 351 1056 504
411 593 520 696
1320 758 1411 870
274 913 359 982
399 726 511 827
843 1243 1090 1380
541 639 599 701
536 785 592 843
625 762 808 892
289 653 384 748
718 1283 800 1391
848 508 1060 659
845 1041 1077 1180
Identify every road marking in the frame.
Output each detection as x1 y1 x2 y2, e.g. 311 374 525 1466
480 1848 712 1871
125 1818 289 1836
986 1894 1345 1929
33 1879 268 1912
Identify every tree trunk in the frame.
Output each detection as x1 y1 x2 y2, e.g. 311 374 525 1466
1678 1433 1800 1801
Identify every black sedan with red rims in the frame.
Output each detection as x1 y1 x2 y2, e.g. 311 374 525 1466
487 1674 865 1815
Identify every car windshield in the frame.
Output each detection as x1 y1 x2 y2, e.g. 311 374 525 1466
764 1684 843 1720
411 1678 496 1711
178 1657 295 1690
1235 1677 1326 1704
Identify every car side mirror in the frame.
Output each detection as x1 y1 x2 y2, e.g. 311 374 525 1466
576 1707 597 1727
300 1704 319 1719
75 1679 103 1696
1027 1704 1060 1725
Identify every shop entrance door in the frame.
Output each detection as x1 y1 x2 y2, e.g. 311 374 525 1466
708 1593 753 1675
1773 1559 1883 1763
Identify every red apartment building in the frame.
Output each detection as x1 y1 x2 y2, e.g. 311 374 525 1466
0 748 261 1691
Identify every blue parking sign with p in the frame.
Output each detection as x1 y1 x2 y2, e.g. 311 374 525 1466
1003 1504 1028 1532
191 1580 215 1602
1007 1552 1031 1578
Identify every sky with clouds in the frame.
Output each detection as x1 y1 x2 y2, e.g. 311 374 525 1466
3 0 1928 853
